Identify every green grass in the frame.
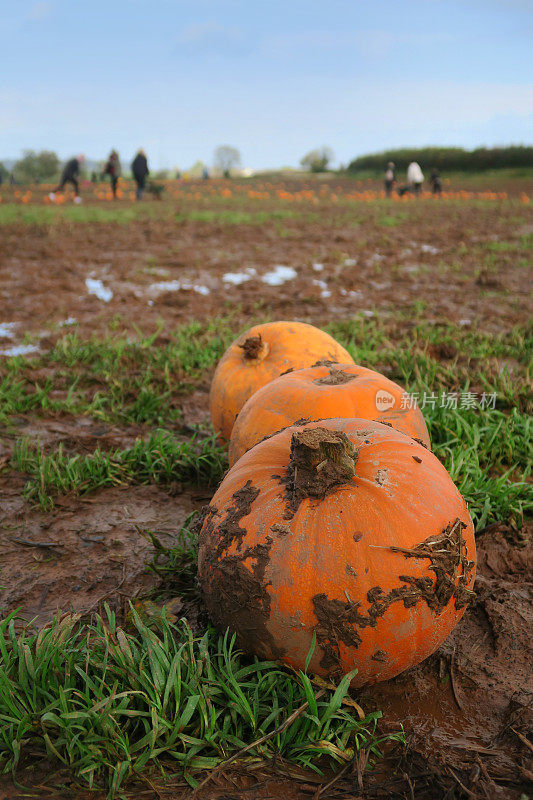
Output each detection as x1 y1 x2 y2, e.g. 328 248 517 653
378 213 407 227
0 606 401 796
0 204 174 226
3 314 531 527
11 429 227 510
175 209 298 225
0 320 235 426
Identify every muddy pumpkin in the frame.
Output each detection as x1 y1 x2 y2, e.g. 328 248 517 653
209 321 354 443
229 363 430 466
198 418 476 686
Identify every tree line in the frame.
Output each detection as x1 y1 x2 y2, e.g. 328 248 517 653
347 145 533 174
0 145 244 184
2 143 531 183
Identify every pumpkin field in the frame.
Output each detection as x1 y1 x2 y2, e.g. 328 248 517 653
0 173 531 799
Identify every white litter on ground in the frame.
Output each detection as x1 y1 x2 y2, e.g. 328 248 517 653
261 266 297 286
59 317 78 327
222 268 257 285
421 244 440 254
312 279 331 298
86 278 113 302
0 323 17 339
148 280 210 297
0 344 40 357
360 310 375 318
459 319 471 326
344 258 357 267
313 263 324 272
340 289 363 298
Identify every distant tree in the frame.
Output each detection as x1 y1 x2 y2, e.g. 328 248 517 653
153 169 170 179
0 162 9 184
214 145 241 177
188 160 206 178
346 145 533 174
300 146 334 173
14 150 60 183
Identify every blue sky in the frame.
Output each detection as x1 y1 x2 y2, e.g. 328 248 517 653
2 0 532 169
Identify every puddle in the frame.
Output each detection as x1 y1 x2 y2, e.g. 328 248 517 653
261 265 297 286
148 280 210 297
0 323 17 339
86 278 113 303
0 344 40 357
222 268 257 285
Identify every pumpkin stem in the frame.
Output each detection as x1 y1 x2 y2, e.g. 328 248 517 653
239 335 269 361
314 367 355 386
288 427 358 502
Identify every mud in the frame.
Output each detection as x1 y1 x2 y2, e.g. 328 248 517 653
284 427 358 514
388 518 476 611
240 334 264 360
313 517 475 673
0 181 531 798
1 180 532 353
199 481 292 659
314 367 356 385
357 523 533 799
0 480 204 624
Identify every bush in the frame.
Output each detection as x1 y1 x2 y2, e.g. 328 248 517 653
347 145 533 174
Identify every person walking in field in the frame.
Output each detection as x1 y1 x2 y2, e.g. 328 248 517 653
430 167 443 196
384 161 396 197
407 161 424 196
131 149 149 200
104 150 122 198
50 155 84 202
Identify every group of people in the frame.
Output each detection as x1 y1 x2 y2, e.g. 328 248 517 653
384 161 442 197
48 152 444 203
50 149 150 202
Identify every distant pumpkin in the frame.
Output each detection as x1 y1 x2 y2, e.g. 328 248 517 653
209 321 354 443
199 418 476 687
229 363 430 465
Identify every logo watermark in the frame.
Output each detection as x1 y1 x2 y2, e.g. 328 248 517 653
375 389 396 412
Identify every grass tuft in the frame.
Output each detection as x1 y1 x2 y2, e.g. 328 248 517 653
0 608 403 795
11 430 227 510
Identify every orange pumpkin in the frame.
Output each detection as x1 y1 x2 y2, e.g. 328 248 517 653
229 363 430 466
209 322 354 443
199 418 476 686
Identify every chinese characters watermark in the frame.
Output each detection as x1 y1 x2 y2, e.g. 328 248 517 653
399 391 497 411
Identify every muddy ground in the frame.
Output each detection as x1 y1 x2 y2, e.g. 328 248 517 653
0 180 531 798
0 178 532 349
